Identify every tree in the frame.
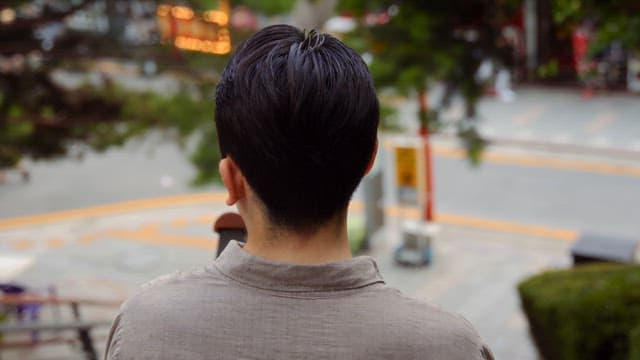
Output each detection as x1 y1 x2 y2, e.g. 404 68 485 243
532 0 640 83
551 0 640 54
339 0 521 163
0 0 224 184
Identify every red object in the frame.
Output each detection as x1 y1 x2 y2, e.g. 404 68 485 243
419 126 435 222
213 212 246 233
572 28 590 72
418 92 435 222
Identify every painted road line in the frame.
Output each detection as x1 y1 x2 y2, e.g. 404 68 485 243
47 238 65 249
433 147 640 178
11 239 34 251
0 194 364 231
1 194 579 243
437 213 578 241
384 205 578 241
105 224 217 250
2 147 637 232
0 193 227 230
170 218 191 228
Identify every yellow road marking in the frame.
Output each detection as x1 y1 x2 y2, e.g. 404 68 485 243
437 212 578 241
197 214 214 222
1 146 635 233
433 147 640 178
0 193 227 230
1 145 615 243
104 224 217 250
171 218 190 228
385 205 578 241
2 195 578 245
47 238 65 249
12 239 34 250
79 234 98 244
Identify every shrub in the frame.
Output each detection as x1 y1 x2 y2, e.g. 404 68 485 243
347 214 366 254
518 263 640 360
630 325 640 360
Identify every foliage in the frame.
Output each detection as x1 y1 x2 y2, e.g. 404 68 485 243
87 87 219 184
551 0 640 55
630 325 640 360
347 214 366 254
0 0 224 185
339 0 520 163
518 263 640 360
234 0 297 15
196 0 296 15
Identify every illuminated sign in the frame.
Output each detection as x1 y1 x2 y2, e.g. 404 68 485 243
157 3 231 55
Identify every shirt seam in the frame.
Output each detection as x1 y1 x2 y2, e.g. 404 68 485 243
210 262 386 297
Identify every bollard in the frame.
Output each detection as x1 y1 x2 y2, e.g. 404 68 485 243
213 213 247 258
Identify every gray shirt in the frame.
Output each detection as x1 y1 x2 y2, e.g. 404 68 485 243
105 241 493 359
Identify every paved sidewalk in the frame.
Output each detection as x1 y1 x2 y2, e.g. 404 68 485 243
396 85 640 157
0 197 571 359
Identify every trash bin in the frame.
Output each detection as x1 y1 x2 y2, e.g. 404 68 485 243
571 233 639 265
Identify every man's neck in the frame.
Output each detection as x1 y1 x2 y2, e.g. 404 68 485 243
242 217 352 265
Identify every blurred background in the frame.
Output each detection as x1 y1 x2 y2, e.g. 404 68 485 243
1 1 639 359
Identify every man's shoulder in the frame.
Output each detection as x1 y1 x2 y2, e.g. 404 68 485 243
105 266 227 359
121 265 224 313
374 286 475 329
364 286 493 359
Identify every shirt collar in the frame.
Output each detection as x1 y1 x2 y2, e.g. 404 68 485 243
213 240 385 293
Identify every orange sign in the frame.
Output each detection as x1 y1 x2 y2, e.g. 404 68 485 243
395 147 417 188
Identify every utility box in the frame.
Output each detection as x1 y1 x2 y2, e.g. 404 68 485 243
571 233 639 266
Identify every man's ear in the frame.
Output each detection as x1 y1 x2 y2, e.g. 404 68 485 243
364 140 378 176
219 157 246 206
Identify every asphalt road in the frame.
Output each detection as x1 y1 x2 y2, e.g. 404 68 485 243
435 155 640 238
1 131 639 239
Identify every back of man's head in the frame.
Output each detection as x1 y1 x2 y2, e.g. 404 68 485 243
215 24 379 233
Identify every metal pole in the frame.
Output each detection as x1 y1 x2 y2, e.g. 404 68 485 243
418 91 434 222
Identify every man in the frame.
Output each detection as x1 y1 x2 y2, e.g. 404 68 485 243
105 25 493 359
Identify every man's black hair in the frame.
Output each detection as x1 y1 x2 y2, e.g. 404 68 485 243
215 24 379 232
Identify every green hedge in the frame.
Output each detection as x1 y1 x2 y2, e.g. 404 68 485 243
630 325 640 360
347 215 366 254
518 263 640 360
